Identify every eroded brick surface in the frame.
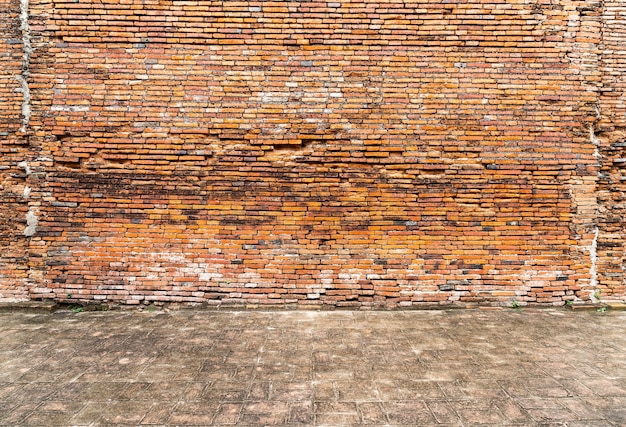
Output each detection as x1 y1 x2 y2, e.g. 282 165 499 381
596 0 626 301
1 0 625 307
0 0 31 301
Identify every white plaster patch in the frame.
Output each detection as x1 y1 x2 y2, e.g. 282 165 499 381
16 0 31 132
50 105 90 112
259 91 290 103
589 227 599 303
24 207 38 237
199 272 224 281
17 160 30 175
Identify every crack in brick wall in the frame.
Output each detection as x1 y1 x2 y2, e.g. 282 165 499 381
0 0 33 301
15 0 31 132
595 0 626 301
1 0 625 307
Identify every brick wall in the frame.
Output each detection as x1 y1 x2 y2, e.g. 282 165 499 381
596 0 626 301
0 0 31 301
1 0 624 308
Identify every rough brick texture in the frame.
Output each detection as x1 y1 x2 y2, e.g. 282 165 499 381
1 0 625 308
0 0 31 301
596 0 626 301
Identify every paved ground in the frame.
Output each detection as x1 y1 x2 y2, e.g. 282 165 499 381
0 307 625 426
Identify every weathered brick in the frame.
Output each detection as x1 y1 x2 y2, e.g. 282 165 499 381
1 0 625 308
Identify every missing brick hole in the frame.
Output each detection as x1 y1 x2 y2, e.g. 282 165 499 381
420 166 448 175
51 36 66 46
595 127 626 150
90 156 132 168
577 4 601 15
292 158 326 166
271 142 311 151
57 154 135 171
56 159 83 170
8 139 30 147
295 158 387 168
215 130 248 141
270 137 335 151
54 132 71 142
217 138 246 145
53 131 90 142
284 38 302 48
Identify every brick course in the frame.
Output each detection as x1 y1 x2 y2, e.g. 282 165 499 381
1 0 625 307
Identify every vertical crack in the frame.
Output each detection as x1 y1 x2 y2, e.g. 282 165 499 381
590 123 601 161
588 124 601 303
15 0 32 133
589 227 599 302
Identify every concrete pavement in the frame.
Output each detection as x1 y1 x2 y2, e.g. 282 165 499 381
1 307 625 426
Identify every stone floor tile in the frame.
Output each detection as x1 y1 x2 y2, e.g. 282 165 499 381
0 401 17 418
0 403 41 426
493 399 533 424
426 400 463 425
134 381 189 401
167 401 220 425
335 380 380 401
253 364 297 381
0 383 20 401
243 400 288 414
559 397 604 419
455 379 509 399
497 379 535 398
100 401 154 425
566 422 620 427
167 412 216 426
312 380 336 400
582 397 626 425
117 382 152 400
212 402 243 425
357 401 387 424
455 406 508 425
2 382 58 404
449 398 497 412
202 383 249 402
314 400 358 414
383 400 437 425
438 380 470 399
20 402 84 425
271 382 314 401
69 402 111 425
517 397 564 410
53 381 128 402
548 379 588 397
0 309 625 426
139 403 176 425
22 410 80 426
314 412 360 425
288 400 313 424
578 377 626 397
419 362 478 381
180 381 209 401
525 407 580 423
238 412 289 426
377 379 444 400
